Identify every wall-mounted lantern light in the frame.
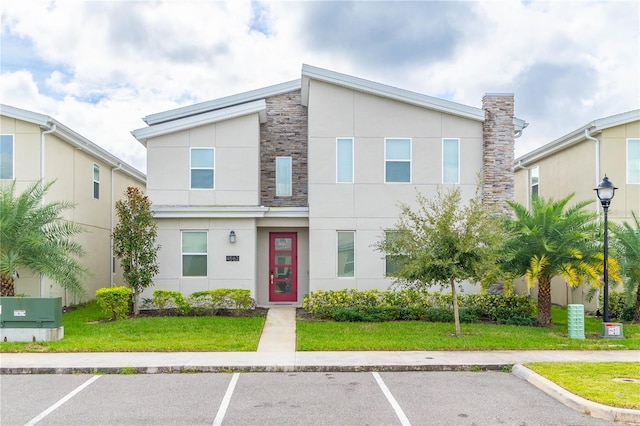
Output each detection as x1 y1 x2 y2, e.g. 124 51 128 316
229 230 236 244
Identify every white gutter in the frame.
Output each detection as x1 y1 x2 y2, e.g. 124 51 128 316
40 124 56 297
584 128 601 220
110 163 123 287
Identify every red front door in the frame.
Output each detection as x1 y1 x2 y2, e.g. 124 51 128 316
269 232 297 302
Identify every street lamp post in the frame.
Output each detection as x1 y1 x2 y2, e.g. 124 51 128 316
594 175 617 323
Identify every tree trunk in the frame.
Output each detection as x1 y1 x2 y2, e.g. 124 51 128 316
537 277 552 326
451 277 461 337
635 284 640 323
0 273 16 296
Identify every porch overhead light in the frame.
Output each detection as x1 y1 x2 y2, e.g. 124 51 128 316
229 230 236 244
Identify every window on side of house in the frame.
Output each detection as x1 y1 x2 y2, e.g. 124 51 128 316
276 156 292 196
385 138 411 183
182 231 207 277
336 138 354 183
442 138 460 184
628 138 640 184
384 230 408 276
337 231 355 277
530 166 539 198
93 164 100 199
190 148 215 189
0 134 15 180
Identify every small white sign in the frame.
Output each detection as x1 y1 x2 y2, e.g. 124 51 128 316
13 310 26 317
607 325 621 336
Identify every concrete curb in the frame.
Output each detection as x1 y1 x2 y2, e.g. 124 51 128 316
512 364 640 424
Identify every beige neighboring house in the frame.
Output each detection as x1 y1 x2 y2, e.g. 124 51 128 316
132 64 527 307
0 104 146 305
513 109 640 309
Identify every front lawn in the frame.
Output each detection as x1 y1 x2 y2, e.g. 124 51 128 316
296 306 640 351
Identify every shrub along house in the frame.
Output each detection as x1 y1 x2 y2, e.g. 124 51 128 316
0 105 146 305
132 64 527 307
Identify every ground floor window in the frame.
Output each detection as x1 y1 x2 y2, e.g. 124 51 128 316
337 231 355 277
182 231 207 277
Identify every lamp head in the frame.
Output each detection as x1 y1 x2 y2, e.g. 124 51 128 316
594 175 617 205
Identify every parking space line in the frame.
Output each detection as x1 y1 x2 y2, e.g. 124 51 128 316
212 372 239 426
24 375 102 426
372 372 411 426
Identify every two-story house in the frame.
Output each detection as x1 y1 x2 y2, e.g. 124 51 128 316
132 64 526 307
1 105 146 305
513 109 640 308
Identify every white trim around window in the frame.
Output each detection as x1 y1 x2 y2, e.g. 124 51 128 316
384 138 411 183
93 163 100 199
530 166 539 199
628 138 640 184
190 147 215 189
0 134 15 180
442 138 460 184
276 156 292 196
336 137 354 183
337 231 355 278
181 230 208 277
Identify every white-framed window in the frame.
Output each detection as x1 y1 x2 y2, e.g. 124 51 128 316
628 138 640 184
190 148 215 189
336 138 354 183
0 134 15 180
182 231 207 277
276 156 292 196
385 138 411 183
442 138 460 184
530 166 539 198
337 231 355 278
93 164 100 199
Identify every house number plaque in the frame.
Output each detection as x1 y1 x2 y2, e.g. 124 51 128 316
226 256 240 262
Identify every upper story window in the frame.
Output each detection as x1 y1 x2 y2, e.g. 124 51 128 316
93 164 100 199
0 134 14 180
182 231 208 277
442 138 460 184
190 148 215 189
336 138 354 183
276 156 292 196
628 138 640 184
530 166 539 198
385 138 411 183
337 231 355 278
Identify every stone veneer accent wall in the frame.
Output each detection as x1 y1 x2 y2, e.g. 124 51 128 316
260 90 308 207
482 93 515 216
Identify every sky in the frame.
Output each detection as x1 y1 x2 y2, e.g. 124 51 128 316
1 0 639 173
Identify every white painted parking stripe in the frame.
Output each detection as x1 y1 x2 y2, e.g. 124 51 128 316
372 372 411 426
24 375 102 426
212 372 239 426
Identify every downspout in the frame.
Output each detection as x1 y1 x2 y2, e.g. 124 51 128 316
110 163 123 287
584 128 601 309
584 128 601 221
40 124 56 297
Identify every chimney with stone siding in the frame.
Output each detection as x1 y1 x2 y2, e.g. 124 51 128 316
482 93 515 216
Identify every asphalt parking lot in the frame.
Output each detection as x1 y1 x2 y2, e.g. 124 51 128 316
1 371 615 425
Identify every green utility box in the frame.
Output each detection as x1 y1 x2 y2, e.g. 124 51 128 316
567 304 585 339
0 297 62 328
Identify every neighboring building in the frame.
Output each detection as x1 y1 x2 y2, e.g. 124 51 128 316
513 109 640 309
132 64 526 307
0 104 146 305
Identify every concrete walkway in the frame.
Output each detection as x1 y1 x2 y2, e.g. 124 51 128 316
0 307 639 424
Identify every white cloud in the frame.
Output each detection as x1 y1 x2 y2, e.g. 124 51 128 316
1 0 638 172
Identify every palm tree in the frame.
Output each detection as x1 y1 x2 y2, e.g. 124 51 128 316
0 180 86 297
501 194 621 326
612 212 640 322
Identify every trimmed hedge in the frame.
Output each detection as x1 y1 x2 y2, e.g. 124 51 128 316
302 289 536 324
190 289 255 315
96 286 132 320
152 290 191 315
599 291 635 322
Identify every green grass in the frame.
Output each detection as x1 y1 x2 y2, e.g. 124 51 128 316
0 301 265 352
296 306 640 351
525 362 640 410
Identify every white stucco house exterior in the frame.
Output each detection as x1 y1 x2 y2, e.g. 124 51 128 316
132 64 526 307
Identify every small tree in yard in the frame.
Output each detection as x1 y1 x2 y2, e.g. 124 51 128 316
612 211 640 322
112 187 160 315
0 180 86 297
375 186 506 337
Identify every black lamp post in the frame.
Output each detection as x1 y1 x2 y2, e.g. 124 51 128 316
594 175 617 322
